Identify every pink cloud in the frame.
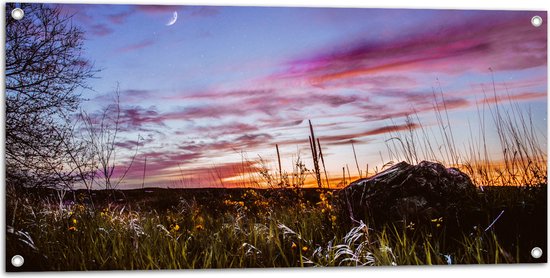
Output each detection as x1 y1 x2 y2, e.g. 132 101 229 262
168 89 275 101
187 122 260 139
275 122 420 147
135 5 181 14
324 139 371 146
314 74 418 90
116 39 155 53
161 91 358 122
112 144 266 187
110 150 204 182
119 106 164 129
114 136 154 150
94 89 157 105
176 132 274 155
97 104 255 132
272 12 546 87
90 24 113 37
321 123 420 142
107 11 133 24
480 91 547 105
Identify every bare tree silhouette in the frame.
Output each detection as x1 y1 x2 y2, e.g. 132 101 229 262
5 3 96 189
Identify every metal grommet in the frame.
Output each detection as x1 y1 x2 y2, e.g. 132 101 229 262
11 8 25 20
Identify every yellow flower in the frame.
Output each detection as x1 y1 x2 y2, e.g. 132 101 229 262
302 246 308 252
174 224 180 231
291 242 297 249
431 217 443 223
72 218 77 225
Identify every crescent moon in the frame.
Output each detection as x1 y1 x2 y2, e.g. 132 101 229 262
166 11 177 26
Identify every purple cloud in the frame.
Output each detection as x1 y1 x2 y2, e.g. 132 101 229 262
116 39 155 53
89 24 113 37
135 5 181 14
272 11 546 87
190 6 220 17
107 10 133 24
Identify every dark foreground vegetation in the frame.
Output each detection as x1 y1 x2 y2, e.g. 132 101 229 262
6 183 546 271
4 2 547 272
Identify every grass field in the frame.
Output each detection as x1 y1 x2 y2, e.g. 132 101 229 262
6 184 546 271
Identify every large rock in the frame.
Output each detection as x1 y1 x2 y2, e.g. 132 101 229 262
338 161 479 229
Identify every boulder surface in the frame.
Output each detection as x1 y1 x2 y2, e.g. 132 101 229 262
338 161 479 229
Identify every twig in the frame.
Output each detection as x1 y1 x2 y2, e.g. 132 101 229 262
484 210 505 232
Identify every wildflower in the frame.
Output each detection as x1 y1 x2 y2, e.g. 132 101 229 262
431 217 443 228
68 226 77 232
196 215 204 223
291 242 297 249
302 246 308 252
76 204 85 212
72 218 77 225
431 217 443 223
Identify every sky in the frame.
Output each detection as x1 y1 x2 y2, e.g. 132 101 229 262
52 4 547 188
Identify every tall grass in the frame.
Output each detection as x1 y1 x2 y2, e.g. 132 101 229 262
384 83 547 187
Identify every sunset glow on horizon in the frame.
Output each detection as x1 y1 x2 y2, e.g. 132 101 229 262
60 4 547 188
